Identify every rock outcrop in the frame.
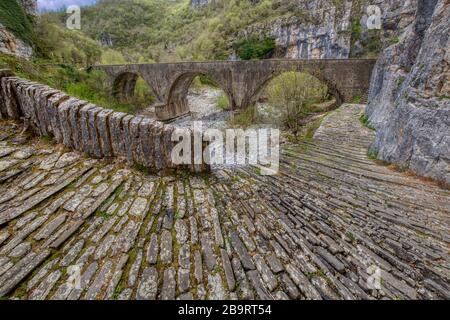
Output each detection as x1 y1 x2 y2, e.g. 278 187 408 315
239 0 411 59
0 24 33 59
366 0 449 185
18 0 37 16
0 0 36 59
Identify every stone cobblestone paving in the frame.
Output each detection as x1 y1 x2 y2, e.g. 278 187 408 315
0 104 448 300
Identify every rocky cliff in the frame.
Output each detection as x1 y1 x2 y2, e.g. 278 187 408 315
18 0 37 16
0 24 33 59
236 0 409 59
366 0 449 185
0 0 36 59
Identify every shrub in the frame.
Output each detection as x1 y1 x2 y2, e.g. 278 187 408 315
228 105 258 128
264 71 329 132
101 49 127 65
217 94 230 110
359 114 375 130
35 15 102 67
233 36 276 60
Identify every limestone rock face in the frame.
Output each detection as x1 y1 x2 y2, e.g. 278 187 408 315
238 0 408 59
366 0 450 185
0 24 32 59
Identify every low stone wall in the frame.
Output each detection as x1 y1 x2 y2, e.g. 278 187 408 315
0 70 208 172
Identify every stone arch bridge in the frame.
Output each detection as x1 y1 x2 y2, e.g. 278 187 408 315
93 59 376 120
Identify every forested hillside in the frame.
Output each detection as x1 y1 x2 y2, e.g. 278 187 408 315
44 0 403 64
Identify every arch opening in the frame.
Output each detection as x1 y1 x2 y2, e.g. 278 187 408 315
162 72 232 123
241 71 339 133
112 72 156 114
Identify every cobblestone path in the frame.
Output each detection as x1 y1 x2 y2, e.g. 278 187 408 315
0 104 448 300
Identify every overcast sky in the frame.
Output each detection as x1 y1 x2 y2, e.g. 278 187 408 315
37 0 99 12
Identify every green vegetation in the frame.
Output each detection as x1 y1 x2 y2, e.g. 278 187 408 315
228 71 330 131
351 20 362 41
389 36 400 45
228 105 258 129
300 114 327 140
348 5 384 58
0 0 34 45
263 71 329 132
233 36 276 60
217 94 230 110
0 53 151 114
367 148 379 160
352 95 362 103
63 0 321 62
396 76 405 88
345 231 357 244
35 14 103 67
359 113 375 130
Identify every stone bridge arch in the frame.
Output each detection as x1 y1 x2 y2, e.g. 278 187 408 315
247 69 344 108
93 59 376 121
160 71 233 120
112 72 138 102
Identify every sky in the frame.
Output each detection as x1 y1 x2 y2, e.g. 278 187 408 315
37 0 99 12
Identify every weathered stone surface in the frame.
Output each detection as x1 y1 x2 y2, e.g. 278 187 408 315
160 230 173 265
254 254 278 292
34 213 67 241
246 270 273 300
60 240 84 267
178 268 190 293
194 250 203 284
285 263 322 300
129 197 148 217
200 233 217 271
137 267 158 300
128 249 143 287
8 241 31 259
0 102 448 301
146 233 158 265
174 219 189 244
229 231 255 271
178 244 190 270
96 109 113 157
366 0 450 185
160 267 176 300
85 260 113 300
67 262 98 300
207 274 226 300
108 111 127 157
220 249 235 291
30 270 61 300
